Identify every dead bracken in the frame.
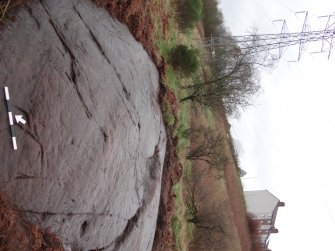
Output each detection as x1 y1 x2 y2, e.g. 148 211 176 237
0 193 64 251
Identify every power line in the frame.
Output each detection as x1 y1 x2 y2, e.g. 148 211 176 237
202 11 335 62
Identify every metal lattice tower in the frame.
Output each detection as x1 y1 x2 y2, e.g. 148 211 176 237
203 11 335 61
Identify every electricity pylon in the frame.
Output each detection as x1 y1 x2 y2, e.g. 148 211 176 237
203 11 335 62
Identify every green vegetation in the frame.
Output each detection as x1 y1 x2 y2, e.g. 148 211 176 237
202 0 224 37
176 101 190 153
171 45 200 76
172 161 194 251
166 65 179 92
178 0 203 30
161 98 176 127
161 4 262 248
153 4 199 249
155 16 178 59
172 183 183 250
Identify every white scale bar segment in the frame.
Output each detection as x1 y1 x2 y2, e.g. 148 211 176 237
8 112 14 125
12 137 17 150
4 86 10 100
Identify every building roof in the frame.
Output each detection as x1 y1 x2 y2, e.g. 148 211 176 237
244 190 283 218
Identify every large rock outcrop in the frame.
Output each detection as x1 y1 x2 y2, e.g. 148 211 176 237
0 0 166 250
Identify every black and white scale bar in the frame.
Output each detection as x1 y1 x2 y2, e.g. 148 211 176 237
4 86 17 150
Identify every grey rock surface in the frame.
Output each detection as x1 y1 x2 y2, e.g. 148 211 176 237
0 0 166 250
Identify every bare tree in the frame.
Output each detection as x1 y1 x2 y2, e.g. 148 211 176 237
186 127 227 171
185 169 229 250
181 32 274 118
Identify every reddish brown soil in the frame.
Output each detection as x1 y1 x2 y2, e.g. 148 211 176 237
213 107 252 251
152 129 183 251
188 110 228 250
196 21 205 40
188 105 252 251
0 194 63 251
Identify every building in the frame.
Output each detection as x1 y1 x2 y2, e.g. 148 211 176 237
244 190 285 250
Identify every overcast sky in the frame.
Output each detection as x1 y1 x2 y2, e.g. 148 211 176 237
219 0 335 250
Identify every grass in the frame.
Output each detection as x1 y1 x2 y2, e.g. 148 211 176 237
155 13 203 249
203 106 215 125
177 0 203 30
152 3 236 250
155 16 178 59
172 182 183 250
152 0 180 64
161 98 176 127
150 1 199 249
153 0 195 150
182 162 194 245
176 102 190 153
172 161 193 251
166 65 179 92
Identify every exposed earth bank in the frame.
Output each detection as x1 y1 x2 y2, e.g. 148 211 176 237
0 0 166 250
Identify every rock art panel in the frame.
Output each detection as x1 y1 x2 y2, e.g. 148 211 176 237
0 0 166 250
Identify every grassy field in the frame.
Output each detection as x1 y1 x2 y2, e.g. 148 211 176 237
211 106 252 251
142 1 252 250
158 26 251 251
153 5 198 250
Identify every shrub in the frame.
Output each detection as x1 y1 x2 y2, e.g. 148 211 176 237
202 0 224 37
170 45 200 76
178 0 203 30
